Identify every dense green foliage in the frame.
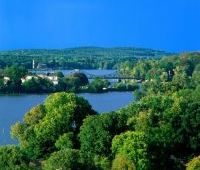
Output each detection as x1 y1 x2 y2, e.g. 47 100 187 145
23 77 54 93
0 52 200 169
111 82 139 91
79 112 128 157
0 66 28 93
119 52 200 81
42 149 83 170
0 47 171 69
112 131 149 170
88 77 110 92
0 146 34 170
117 52 200 169
65 72 89 91
111 154 136 170
11 93 96 159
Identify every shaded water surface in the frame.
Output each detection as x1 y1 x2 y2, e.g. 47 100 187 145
0 92 133 145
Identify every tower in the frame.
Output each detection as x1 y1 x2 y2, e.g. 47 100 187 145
32 60 35 69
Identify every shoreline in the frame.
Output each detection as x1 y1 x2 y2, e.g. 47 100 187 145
0 90 135 96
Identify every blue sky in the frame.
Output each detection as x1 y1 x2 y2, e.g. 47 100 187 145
0 0 200 52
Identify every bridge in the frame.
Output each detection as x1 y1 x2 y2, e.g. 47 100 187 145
68 70 137 80
29 69 138 80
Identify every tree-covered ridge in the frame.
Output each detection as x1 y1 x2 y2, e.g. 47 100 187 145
0 47 173 69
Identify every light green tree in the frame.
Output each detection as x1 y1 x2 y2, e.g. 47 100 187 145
112 131 149 170
11 92 96 159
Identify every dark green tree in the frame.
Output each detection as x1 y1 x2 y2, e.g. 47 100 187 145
88 77 110 92
54 71 64 78
4 66 27 93
79 112 128 157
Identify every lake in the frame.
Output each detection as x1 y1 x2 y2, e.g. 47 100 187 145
0 92 134 145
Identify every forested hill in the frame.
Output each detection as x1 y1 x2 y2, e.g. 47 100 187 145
0 47 173 69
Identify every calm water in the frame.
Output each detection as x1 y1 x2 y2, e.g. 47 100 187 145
0 92 133 145
31 69 116 76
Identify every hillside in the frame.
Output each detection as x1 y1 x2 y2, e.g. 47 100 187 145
0 47 174 69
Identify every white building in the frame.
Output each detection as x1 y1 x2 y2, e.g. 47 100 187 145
5 75 59 85
37 74 59 85
21 75 37 83
3 77 10 84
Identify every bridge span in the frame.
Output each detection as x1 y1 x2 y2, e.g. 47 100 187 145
69 70 137 80
29 69 138 80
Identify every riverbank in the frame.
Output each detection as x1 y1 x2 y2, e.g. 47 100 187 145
0 80 139 94
0 67 140 94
